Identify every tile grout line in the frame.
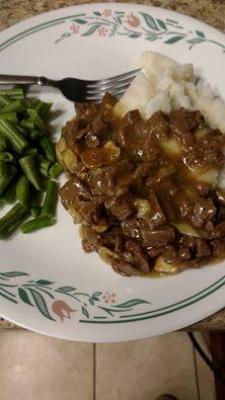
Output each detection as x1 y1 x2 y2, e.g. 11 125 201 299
192 340 201 400
93 343 96 400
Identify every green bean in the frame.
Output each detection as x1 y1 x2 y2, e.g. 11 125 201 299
20 119 35 131
0 165 17 195
39 137 56 162
0 137 7 151
0 180 16 204
0 151 14 162
35 101 52 120
0 95 11 107
16 175 30 207
41 180 58 217
0 160 8 177
27 108 45 131
29 130 42 141
20 215 54 234
31 205 41 218
0 88 24 99
26 148 38 156
38 158 52 177
0 113 18 123
0 203 28 238
19 154 43 191
0 120 28 153
17 125 27 136
0 99 26 114
49 162 63 178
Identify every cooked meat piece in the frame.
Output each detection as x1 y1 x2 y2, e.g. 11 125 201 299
101 230 123 254
147 247 162 258
185 138 225 168
211 239 225 257
121 218 141 239
215 189 225 205
189 198 216 228
161 246 177 264
195 182 211 197
81 226 101 252
112 259 140 276
215 206 225 224
178 198 192 219
72 177 92 200
115 112 160 161
210 221 225 238
85 132 100 148
195 238 211 258
148 112 170 140
179 235 196 250
88 160 133 196
91 115 106 136
80 201 103 224
146 192 167 228
170 108 202 135
125 240 150 272
60 178 80 210
141 225 175 248
82 239 93 253
177 247 191 260
64 117 87 149
105 194 134 221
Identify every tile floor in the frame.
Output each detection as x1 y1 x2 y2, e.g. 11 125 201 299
0 330 216 400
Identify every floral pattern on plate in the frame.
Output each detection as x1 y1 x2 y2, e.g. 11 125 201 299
54 9 225 53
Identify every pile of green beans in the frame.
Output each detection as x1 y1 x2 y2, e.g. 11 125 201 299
0 86 63 238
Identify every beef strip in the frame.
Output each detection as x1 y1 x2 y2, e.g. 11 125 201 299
125 240 150 272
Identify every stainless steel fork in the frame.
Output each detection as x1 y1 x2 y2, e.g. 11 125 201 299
0 69 140 102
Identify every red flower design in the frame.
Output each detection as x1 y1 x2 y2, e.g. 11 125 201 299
102 9 112 17
52 300 76 322
102 292 116 304
70 24 80 34
126 13 140 28
98 26 108 37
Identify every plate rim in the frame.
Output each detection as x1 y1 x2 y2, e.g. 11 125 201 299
1 2 225 341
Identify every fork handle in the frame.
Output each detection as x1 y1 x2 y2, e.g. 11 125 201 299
0 74 53 86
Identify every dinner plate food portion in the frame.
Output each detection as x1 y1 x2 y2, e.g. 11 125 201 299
1 4 225 342
59 51 225 277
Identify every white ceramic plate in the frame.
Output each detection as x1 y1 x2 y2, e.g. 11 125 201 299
1 3 225 342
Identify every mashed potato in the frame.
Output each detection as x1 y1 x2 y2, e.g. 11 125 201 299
114 51 225 134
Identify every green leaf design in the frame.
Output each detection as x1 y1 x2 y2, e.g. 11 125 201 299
114 16 122 24
129 32 142 38
93 11 101 16
157 19 167 30
82 306 89 318
196 30 205 38
146 34 158 41
165 35 184 44
141 13 159 31
89 298 95 305
115 299 150 308
57 286 76 293
74 19 87 24
35 280 54 286
82 25 100 36
93 291 102 298
188 38 205 45
18 288 33 306
1 271 28 278
29 288 55 320
165 18 178 24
